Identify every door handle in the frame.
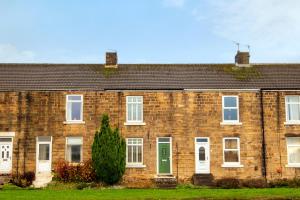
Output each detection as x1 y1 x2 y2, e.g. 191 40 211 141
162 159 167 162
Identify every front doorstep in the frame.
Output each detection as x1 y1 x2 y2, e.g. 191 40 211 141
154 175 177 189
0 173 12 184
192 173 214 186
33 172 53 188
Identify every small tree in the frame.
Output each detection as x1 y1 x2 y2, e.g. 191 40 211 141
92 114 126 184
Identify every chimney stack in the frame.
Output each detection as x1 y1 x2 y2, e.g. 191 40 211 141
105 51 118 68
235 51 250 67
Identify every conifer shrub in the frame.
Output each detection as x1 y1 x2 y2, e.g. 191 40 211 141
92 114 126 185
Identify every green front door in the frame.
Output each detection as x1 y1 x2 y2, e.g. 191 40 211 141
158 142 171 174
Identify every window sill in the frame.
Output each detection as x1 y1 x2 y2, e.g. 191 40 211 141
222 164 244 168
66 162 83 166
220 122 242 126
284 121 300 125
124 122 146 126
126 164 146 168
285 164 300 168
63 121 85 125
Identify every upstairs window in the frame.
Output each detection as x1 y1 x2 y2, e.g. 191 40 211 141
223 138 241 165
286 96 300 122
126 138 143 166
222 96 239 123
126 96 143 123
66 137 83 163
286 137 300 165
66 95 83 122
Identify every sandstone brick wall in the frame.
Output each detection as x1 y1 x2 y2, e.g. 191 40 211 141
0 90 265 183
263 91 300 180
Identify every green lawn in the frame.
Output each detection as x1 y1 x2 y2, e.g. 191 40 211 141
1 185 300 200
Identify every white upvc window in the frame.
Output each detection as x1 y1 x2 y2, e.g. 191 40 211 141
66 137 83 163
126 138 144 167
286 137 300 167
285 96 300 124
222 96 240 124
126 96 143 124
222 137 243 167
66 95 83 122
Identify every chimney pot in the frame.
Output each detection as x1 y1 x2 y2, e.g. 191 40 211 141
105 51 118 68
235 51 250 66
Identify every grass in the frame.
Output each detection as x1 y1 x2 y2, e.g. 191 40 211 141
1 184 300 200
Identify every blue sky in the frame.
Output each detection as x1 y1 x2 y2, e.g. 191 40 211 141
0 0 299 63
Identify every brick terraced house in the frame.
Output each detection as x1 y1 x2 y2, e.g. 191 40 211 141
1 51 300 187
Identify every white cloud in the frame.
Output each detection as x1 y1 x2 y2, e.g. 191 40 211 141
162 0 186 8
0 44 36 63
192 0 300 62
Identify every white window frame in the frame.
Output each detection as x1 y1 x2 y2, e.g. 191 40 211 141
125 96 145 125
126 138 145 168
222 137 243 168
286 137 300 167
285 96 300 125
65 95 84 123
65 137 83 163
221 96 241 125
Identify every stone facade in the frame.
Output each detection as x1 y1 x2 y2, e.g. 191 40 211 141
0 90 299 184
263 91 300 180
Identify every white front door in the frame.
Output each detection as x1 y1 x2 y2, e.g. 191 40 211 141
195 137 210 174
0 138 13 173
36 136 52 173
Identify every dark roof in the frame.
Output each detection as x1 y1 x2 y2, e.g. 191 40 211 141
0 63 300 91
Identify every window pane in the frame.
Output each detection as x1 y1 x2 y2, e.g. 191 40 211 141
67 137 83 145
224 151 239 162
127 139 133 145
132 146 137 162
38 136 51 142
288 104 300 121
71 102 82 120
158 138 170 142
199 147 205 161
0 138 12 142
287 137 300 145
224 97 237 107
128 104 132 121
225 139 238 149
70 145 81 163
137 146 142 162
287 96 300 103
224 109 238 120
288 146 300 163
67 102 72 121
39 144 50 160
68 96 82 101
127 97 133 103
128 146 132 162
137 97 142 103
137 104 142 121
196 138 208 143
132 104 137 121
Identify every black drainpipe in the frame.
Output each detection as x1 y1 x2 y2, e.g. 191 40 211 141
260 89 267 179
